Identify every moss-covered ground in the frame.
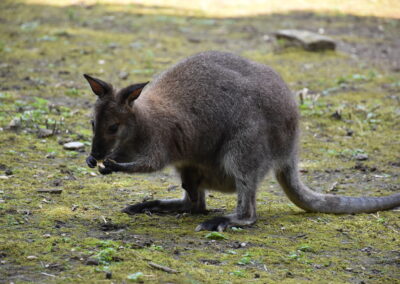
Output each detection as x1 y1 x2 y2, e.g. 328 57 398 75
0 0 399 283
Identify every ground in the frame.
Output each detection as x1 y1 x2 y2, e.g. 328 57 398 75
0 0 399 283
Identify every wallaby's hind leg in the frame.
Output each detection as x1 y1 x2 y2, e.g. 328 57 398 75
195 139 268 231
122 166 206 215
122 197 190 215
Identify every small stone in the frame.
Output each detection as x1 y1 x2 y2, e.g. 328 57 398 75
43 234 51 238
27 255 38 260
63 141 84 150
187 37 201 43
46 153 56 159
8 117 21 130
51 179 62 187
85 257 100 265
119 71 129 80
89 172 97 177
0 175 9 180
262 35 271 41
129 42 142 49
105 271 112 279
37 128 53 138
331 110 342 120
355 154 369 161
240 242 247 247
108 42 119 49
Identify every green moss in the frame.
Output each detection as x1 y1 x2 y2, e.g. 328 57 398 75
0 0 399 283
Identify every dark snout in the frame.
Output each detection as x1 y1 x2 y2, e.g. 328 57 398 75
86 155 97 168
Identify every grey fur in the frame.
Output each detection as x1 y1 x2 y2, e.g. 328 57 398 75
84 51 400 231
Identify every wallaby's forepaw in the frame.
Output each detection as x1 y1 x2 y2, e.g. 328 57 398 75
195 216 231 232
86 155 97 168
122 200 162 215
98 159 121 175
103 159 119 170
99 166 113 175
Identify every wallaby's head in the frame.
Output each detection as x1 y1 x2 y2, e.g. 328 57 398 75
83 74 148 164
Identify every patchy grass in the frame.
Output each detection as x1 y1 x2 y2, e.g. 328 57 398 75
0 0 399 283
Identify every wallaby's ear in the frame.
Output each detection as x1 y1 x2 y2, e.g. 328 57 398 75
118 82 149 107
83 74 112 98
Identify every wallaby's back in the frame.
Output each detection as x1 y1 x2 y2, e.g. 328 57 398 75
138 51 299 164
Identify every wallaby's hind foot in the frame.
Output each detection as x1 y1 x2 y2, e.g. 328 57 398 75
122 199 208 215
195 214 257 232
122 186 207 215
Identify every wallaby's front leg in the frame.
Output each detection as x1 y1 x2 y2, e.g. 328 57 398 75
195 179 257 232
102 158 159 174
122 168 207 215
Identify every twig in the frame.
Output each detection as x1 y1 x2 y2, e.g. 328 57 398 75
37 189 63 194
148 262 178 274
41 272 56 277
101 216 107 224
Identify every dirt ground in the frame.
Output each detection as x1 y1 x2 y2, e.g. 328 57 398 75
0 0 399 283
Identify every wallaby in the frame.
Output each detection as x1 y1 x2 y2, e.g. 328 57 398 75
84 51 400 232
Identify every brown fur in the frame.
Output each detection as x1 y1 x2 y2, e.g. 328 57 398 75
84 51 400 231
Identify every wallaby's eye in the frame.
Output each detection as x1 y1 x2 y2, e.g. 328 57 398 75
108 123 119 134
90 120 95 130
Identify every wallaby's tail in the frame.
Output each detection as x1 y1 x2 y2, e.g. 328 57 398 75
275 159 400 214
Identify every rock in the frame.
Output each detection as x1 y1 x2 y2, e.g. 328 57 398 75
63 141 84 150
27 255 38 260
331 110 342 120
108 42 119 49
129 42 142 49
46 153 56 159
51 179 62 187
0 175 9 180
8 117 21 130
105 271 112 279
5 169 12 176
187 37 201 43
85 257 100 265
355 154 369 161
274 29 336 51
37 128 53 138
346 129 354 136
119 71 129 80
